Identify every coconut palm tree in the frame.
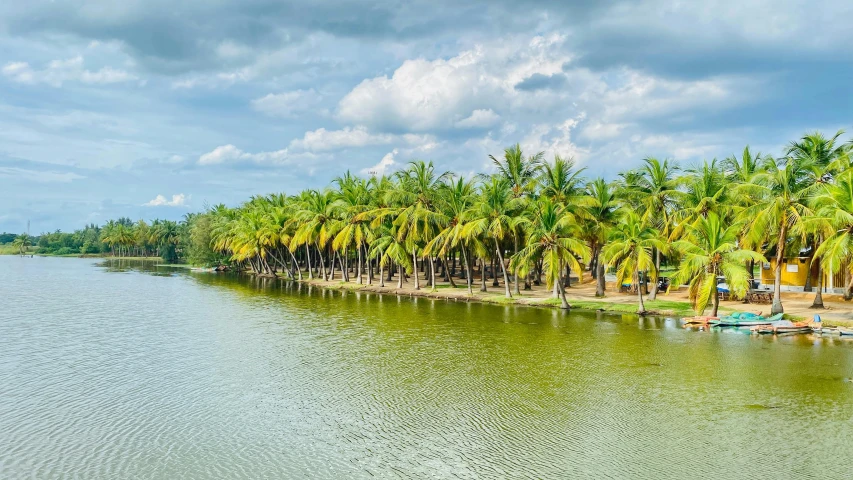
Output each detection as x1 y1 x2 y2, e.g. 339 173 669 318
602 212 666 314
511 198 590 308
462 177 522 298
787 130 850 304
813 171 853 299
489 143 544 294
740 156 816 314
424 176 477 294
580 178 620 296
12 233 31 256
630 157 680 299
670 213 765 316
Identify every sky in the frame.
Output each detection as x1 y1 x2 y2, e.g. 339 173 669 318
1 0 851 233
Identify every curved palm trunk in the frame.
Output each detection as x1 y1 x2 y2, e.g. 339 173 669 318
494 239 512 298
812 264 824 308
443 255 456 288
315 243 327 281
771 223 787 315
711 281 720 317
288 248 302 280
557 259 570 309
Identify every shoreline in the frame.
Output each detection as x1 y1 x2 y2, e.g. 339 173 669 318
278 275 853 328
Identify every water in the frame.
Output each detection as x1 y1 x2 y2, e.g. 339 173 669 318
1 256 852 479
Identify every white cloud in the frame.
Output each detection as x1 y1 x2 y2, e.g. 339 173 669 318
251 89 323 117
1 56 137 87
521 115 588 163
337 35 570 132
0 167 84 183
360 149 398 176
580 121 626 140
455 109 501 129
144 194 188 207
288 126 434 152
198 144 289 165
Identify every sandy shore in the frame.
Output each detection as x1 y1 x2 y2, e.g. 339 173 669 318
293 273 853 327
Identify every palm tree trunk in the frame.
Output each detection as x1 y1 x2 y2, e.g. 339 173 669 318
366 247 373 285
812 264 824 309
288 248 302 280
649 249 660 300
429 256 436 290
461 246 473 295
378 250 385 287
315 243 327 281
397 261 404 288
711 282 720 317
443 255 456 288
513 235 521 295
480 258 487 292
412 250 420 290
356 245 363 284
595 250 606 297
636 270 646 314
494 239 512 298
558 259 570 309
771 224 787 315
305 244 313 279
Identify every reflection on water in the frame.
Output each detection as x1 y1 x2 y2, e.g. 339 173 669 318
1 256 852 479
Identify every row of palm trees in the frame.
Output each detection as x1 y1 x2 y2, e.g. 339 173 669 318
198 131 853 316
100 218 183 261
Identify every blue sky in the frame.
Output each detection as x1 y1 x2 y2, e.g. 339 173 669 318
1 0 851 233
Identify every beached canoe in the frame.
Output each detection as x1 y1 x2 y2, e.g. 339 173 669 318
837 327 853 336
683 316 719 325
756 324 814 335
710 313 783 327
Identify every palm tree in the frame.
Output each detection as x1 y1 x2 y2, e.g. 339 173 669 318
813 172 853 299
490 143 543 294
291 190 337 280
462 177 522 298
13 233 31 256
630 157 680 299
602 212 666 314
787 130 850 304
740 156 816 314
580 178 620 296
332 173 373 284
424 176 477 294
670 213 765 316
511 198 590 308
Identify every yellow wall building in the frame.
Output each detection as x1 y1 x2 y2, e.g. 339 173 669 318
760 257 848 291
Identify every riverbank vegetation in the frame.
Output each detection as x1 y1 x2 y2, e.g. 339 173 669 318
5 130 853 316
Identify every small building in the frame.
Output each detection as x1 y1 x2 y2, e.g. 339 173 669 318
760 257 849 293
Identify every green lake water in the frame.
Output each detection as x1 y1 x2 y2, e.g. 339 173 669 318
1 256 852 479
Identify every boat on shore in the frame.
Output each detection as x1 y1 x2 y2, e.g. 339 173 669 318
755 320 814 335
709 313 783 327
837 327 853 336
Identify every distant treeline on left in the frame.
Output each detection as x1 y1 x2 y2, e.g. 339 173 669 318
0 215 225 265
